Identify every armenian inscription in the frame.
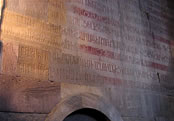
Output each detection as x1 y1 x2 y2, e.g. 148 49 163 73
0 0 173 85
18 45 49 79
2 10 62 48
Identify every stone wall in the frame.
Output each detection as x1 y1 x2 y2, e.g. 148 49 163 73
0 0 174 121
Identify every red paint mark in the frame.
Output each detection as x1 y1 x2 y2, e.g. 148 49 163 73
149 62 168 71
79 44 115 59
79 44 169 71
140 60 168 71
73 6 119 26
99 75 122 85
155 35 174 46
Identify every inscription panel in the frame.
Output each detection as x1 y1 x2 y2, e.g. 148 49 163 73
48 0 67 25
1 42 18 75
1 0 173 86
0 0 174 118
17 45 49 80
7 0 48 20
2 10 62 48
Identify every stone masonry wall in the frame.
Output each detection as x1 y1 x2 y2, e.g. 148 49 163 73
0 0 174 121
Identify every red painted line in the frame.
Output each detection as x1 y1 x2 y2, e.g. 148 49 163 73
79 44 169 71
171 41 174 46
141 60 168 71
79 44 115 59
149 62 168 71
100 75 122 85
73 6 119 26
155 35 174 46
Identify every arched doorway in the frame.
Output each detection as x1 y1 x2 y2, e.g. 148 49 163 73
63 108 111 121
45 93 123 121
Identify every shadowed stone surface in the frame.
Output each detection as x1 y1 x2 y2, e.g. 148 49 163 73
0 112 47 121
64 114 97 121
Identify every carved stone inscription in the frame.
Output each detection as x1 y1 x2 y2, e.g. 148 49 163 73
7 0 48 20
0 0 173 85
18 45 49 80
49 0 172 84
48 0 67 25
1 42 18 75
1 10 62 48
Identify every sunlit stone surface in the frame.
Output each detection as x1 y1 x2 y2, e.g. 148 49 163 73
0 0 174 121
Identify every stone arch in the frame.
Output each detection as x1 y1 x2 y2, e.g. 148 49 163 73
45 93 123 121
63 108 111 121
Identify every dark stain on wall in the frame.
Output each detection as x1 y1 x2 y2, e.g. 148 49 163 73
0 0 5 26
165 0 174 90
0 41 2 54
159 1 174 121
0 0 5 56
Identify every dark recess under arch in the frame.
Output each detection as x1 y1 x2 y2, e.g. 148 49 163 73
63 108 111 121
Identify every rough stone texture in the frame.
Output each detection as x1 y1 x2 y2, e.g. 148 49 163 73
0 0 174 121
46 93 123 121
0 112 47 121
0 74 61 113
